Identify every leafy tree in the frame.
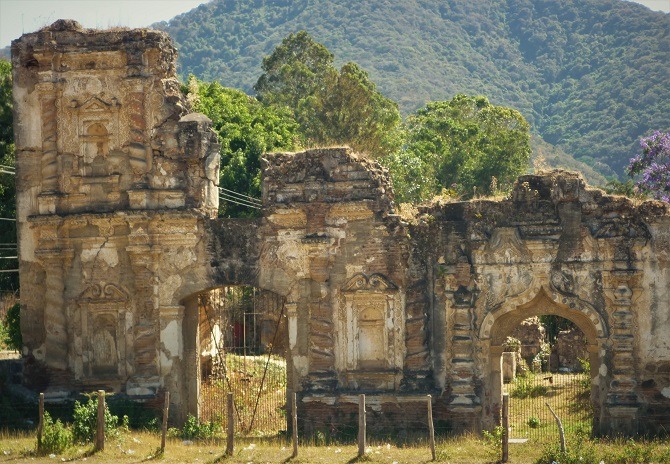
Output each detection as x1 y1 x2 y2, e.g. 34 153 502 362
0 59 17 292
626 131 670 203
394 94 531 201
255 32 402 158
302 62 403 157
188 77 301 217
254 31 335 115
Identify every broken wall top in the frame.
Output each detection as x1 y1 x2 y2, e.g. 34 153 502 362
12 19 178 77
12 20 220 217
420 170 669 238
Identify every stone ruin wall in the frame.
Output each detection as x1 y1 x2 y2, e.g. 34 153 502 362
11 20 221 416
12 23 670 435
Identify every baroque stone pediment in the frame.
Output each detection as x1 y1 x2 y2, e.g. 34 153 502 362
71 95 120 111
79 282 129 303
485 227 531 264
342 273 398 292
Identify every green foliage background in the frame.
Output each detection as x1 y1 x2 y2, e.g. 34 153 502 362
155 0 670 178
0 59 17 292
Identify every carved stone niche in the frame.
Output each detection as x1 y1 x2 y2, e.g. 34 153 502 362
78 283 129 386
72 96 120 177
340 273 404 390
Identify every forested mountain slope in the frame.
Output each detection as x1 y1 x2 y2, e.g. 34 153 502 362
154 0 669 178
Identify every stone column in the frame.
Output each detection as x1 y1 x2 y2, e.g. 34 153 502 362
38 83 59 193
126 243 160 386
604 272 639 435
488 345 504 427
36 247 73 374
181 295 201 422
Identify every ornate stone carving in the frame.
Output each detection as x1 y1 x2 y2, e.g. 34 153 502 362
485 227 531 264
79 282 129 302
342 273 398 292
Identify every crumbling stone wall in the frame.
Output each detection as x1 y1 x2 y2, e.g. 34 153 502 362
556 326 587 371
12 21 220 416
416 172 670 435
511 317 545 366
12 23 670 435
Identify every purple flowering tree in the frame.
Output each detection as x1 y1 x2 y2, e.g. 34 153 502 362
627 131 670 203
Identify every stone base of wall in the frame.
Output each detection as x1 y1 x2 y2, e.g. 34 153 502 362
299 394 481 438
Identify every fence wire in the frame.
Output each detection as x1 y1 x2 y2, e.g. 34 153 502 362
199 286 287 436
505 371 592 441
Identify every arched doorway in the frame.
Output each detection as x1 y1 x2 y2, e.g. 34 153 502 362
502 315 592 441
181 285 288 434
480 286 608 435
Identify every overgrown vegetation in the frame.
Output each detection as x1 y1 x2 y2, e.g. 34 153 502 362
0 59 17 293
72 394 125 444
1 301 21 350
511 374 549 399
170 414 221 440
36 412 72 455
155 0 669 179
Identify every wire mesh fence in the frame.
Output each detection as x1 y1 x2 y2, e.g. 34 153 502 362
199 286 288 436
504 371 592 442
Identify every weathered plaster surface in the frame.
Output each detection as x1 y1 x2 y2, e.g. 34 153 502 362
12 22 670 434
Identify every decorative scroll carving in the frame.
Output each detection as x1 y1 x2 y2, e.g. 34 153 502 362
342 273 398 292
79 282 129 302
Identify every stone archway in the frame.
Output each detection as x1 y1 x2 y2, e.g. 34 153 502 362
179 284 289 426
479 286 608 432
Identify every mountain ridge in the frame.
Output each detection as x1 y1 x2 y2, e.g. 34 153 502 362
153 0 669 179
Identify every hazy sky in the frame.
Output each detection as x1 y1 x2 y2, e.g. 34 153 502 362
1 0 668 48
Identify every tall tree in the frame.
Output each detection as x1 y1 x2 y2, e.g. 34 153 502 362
391 94 531 201
188 77 301 217
303 62 402 158
0 59 17 292
255 32 402 158
254 31 335 115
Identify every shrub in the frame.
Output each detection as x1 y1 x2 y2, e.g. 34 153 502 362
527 416 541 428
511 375 548 399
178 414 221 440
482 426 503 461
2 302 21 350
37 411 72 455
503 336 521 353
72 394 121 443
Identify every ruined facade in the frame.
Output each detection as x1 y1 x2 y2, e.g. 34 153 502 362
12 23 670 435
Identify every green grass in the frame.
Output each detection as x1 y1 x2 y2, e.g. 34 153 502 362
505 373 592 442
1 428 669 463
201 354 287 436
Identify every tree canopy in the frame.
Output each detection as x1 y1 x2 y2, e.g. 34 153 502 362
155 0 670 179
385 94 531 202
255 32 402 158
0 59 17 292
187 77 301 217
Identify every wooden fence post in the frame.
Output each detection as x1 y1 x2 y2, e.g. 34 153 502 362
358 394 366 458
502 393 509 463
291 391 298 458
37 392 44 448
160 391 170 453
546 402 566 454
226 392 234 456
95 390 105 452
427 395 436 461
